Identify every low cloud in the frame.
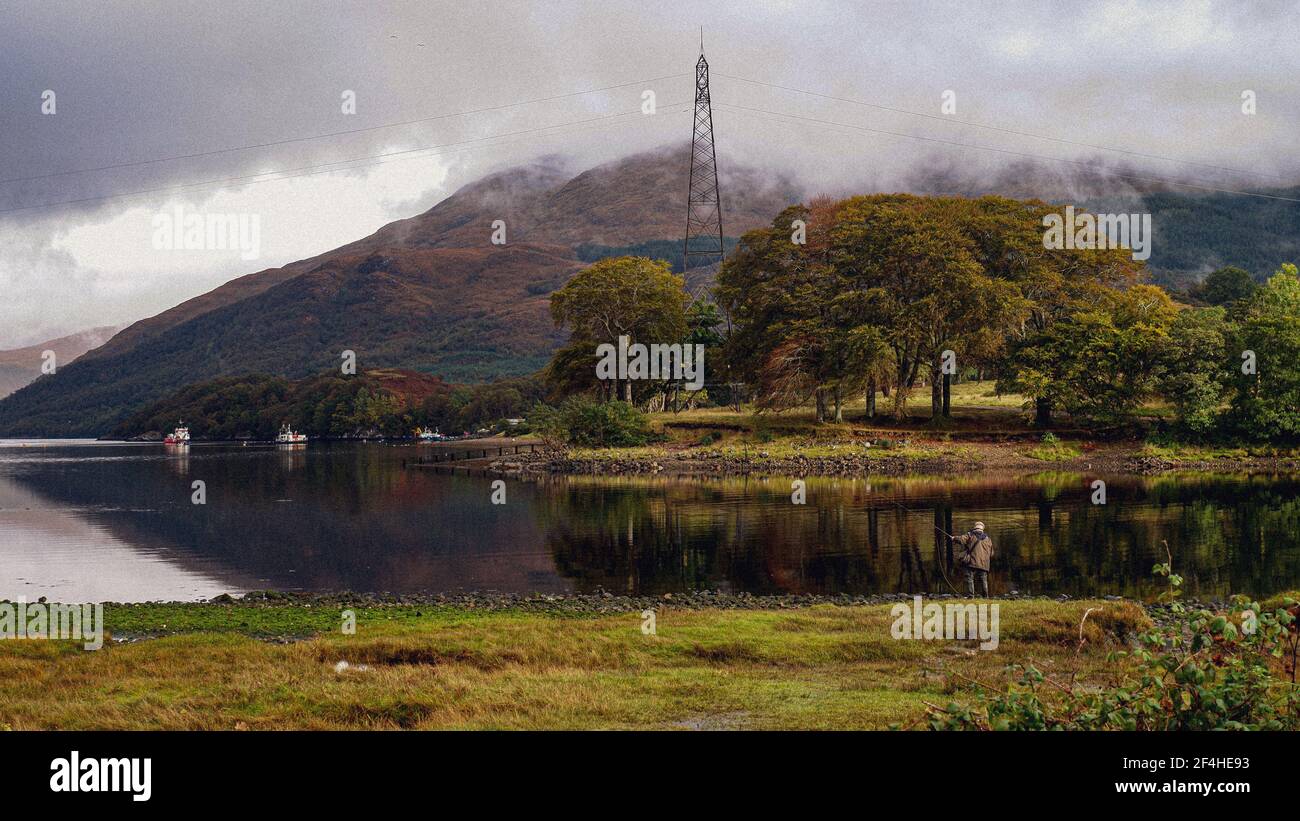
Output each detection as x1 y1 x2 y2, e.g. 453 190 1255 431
0 0 1294 346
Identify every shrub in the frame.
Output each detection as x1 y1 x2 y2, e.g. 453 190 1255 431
749 416 775 444
528 403 566 448
931 545 1300 730
530 398 655 448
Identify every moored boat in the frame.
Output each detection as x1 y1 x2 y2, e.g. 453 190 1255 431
276 424 308 445
163 423 190 445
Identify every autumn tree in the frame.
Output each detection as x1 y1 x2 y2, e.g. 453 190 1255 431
830 197 1026 419
716 204 892 421
547 256 690 402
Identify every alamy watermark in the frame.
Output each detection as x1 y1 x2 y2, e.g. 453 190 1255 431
596 334 705 391
50 751 151 801
0 598 103 650
152 205 261 261
890 595 999 651
1042 205 1151 261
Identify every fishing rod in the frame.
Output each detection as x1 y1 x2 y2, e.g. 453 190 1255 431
877 497 964 595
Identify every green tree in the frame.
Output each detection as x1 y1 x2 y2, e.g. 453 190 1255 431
1160 307 1230 435
1226 263 1300 439
830 198 1026 419
1194 265 1257 307
1002 285 1176 424
548 256 690 403
990 201 1144 426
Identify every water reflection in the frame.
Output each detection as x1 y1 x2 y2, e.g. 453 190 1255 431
1 442 1298 601
534 473 1300 599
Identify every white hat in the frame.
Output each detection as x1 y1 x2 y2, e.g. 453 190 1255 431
973 521 985 531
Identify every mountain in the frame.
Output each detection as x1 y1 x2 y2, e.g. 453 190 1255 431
0 326 121 400
0 145 800 436
1 139 1294 438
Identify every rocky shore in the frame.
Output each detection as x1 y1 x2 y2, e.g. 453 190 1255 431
484 443 1300 479
489 449 967 477
191 588 1142 615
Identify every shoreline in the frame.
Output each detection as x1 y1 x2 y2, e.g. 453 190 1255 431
17 435 1300 478
485 439 1300 478
30 589 1223 640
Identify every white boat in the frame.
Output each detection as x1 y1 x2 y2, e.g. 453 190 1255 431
276 424 308 445
164 423 190 445
416 427 442 441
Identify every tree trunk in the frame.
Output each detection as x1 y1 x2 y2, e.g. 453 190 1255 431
866 376 876 419
623 379 632 403
930 362 942 419
1035 397 1052 428
815 390 826 423
942 373 951 417
833 385 843 423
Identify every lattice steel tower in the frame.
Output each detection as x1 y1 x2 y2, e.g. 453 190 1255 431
683 36 724 272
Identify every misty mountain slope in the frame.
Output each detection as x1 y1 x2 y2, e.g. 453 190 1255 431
0 145 798 436
80 163 575 365
0 326 122 399
905 159 1300 284
1090 187 1300 284
1 141 1293 437
366 160 575 250
522 146 801 246
0 244 581 435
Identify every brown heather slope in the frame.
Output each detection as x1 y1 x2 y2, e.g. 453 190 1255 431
0 144 799 436
81 146 792 366
0 325 122 399
0 144 790 436
523 145 800 246
82 160 575 364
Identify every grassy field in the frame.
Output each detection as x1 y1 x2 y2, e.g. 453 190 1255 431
556 381 1300 469
656 381 1030 433
0 599 1148 730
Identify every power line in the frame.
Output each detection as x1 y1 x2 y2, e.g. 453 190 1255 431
716 72 1285 183
0 102 692 215
0 72 690 187
714 102 1300 204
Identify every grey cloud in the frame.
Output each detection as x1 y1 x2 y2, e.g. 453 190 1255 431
0 0 1295 345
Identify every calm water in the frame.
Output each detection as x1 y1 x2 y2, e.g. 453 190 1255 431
1 441 1298 602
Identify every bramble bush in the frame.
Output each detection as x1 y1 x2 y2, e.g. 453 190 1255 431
932 546 1300 730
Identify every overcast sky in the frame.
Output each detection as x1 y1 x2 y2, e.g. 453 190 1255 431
0 0 1295 348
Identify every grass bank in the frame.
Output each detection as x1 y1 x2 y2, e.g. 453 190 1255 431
0 598 1150 730
496 382 1300 477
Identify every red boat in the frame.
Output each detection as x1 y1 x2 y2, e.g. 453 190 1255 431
163 423 190 445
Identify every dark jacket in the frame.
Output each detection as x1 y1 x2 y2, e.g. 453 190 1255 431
955 529 994 572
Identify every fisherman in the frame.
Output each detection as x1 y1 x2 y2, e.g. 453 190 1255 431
955 521 994 597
